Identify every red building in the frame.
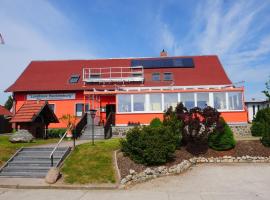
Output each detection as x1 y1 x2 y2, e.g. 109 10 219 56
5 53 248 130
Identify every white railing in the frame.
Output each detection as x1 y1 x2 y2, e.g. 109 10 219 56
83 66 144 83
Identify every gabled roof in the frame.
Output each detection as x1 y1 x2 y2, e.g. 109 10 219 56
5 55 232 92
10 101 58 123
0 105 13 116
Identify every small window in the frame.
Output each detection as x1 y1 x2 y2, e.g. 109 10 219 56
75 103 89 117
48 104 55 112
164 72 173 81
69 75 80 83
152 73 160 81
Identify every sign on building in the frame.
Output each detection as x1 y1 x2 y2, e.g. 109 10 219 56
27 93 76 100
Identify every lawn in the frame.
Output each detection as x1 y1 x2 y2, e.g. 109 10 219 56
61 138 120 184
0 135 59 167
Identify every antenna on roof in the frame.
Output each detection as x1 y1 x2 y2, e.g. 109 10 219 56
0 33 5 44
233 81 245 87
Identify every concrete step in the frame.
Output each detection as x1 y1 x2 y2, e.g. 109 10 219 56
22 147 68 151
2 167 50 173
12 156 62 161
18 151 66 156
0 171 47 178
8 162 57 167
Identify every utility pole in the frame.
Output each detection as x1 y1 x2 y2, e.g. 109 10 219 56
0 33 5 44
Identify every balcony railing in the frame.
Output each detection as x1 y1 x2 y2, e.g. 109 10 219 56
83 66 144 83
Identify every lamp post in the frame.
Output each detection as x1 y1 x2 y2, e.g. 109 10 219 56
89 109 97 145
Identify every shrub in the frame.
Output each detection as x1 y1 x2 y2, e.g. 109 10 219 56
251 108 270 137
163 106 182 145
149 117 163 128
251 122 266 137
173 103 223 155
121 126 178 165
47 128 66 138
208 119 236 151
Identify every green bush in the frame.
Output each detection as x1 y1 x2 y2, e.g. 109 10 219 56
251 122 266 137
121 126 178 165
163 106 182 145
47 128 66 138
208 120 236 151
251 108 270 137
149 118 163 128
261 123 270 147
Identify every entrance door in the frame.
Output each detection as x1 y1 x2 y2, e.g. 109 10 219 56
106 104 116 125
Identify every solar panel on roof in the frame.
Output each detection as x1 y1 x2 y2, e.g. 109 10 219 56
131 58 194 69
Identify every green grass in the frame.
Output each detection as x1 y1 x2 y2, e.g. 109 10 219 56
61 139 120 184
0 135 59 167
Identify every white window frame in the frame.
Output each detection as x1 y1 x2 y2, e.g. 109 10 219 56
116 91 245 114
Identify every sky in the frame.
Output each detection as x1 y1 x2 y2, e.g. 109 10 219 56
0 0 270 104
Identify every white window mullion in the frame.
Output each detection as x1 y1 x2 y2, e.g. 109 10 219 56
161 93 165 112
178 93 181 103
131 94 134 112
146 94 150 112
209 93 214 107
226 92 229 110
194 93 198 107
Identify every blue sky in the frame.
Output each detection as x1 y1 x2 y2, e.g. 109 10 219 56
0 0 270 104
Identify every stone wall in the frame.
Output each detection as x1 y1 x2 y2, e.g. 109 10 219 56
229 124 252 137
112 126 135 137
120 155 270 187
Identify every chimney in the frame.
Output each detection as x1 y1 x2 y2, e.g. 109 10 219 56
160 49 168 57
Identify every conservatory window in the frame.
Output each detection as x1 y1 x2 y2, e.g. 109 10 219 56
133 94 146 111
213 92 227 110
181 93 195 109
117 94 131 112
197 93 209 108
149 93 162 111
228 92 243 110
164 93 178 109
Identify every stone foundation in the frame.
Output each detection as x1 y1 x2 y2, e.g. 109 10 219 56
112 126 135 137
229 124 252 137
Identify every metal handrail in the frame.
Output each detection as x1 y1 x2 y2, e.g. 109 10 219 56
49 126 70 167
104 112 115 139
0 147 23 172
83 66 144 82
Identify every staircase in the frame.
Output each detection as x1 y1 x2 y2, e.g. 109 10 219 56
0 147 71 178
80 125 105 140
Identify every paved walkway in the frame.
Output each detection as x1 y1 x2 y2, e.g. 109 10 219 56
0 163 269 199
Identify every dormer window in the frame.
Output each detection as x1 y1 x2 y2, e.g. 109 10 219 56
164 72 173 81
69 75 80 83
152 73 160 81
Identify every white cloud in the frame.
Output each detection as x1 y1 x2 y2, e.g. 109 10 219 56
0 0 94 104
154 0 270 99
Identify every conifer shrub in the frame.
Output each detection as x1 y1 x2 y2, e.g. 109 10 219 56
120 126 178 165
208 119 236 151
149 117 163 128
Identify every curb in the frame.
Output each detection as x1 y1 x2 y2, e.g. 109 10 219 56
0 182 119 190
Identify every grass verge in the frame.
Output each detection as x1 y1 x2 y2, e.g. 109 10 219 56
61 138 120 184
0 135 59 167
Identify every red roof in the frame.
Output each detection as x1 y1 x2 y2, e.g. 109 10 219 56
0 105 13 116
5 55 232 92
10 101 58 123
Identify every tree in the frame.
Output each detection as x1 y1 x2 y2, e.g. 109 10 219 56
262 76 270 101
174 103 223 155
60 114 77 138
4 95 13 111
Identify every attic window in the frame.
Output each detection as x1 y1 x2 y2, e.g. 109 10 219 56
152 73 160 81
164 72 173 81
69 75 80 83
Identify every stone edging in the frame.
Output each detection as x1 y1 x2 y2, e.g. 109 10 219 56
113 150 121 184
120 155 270 187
